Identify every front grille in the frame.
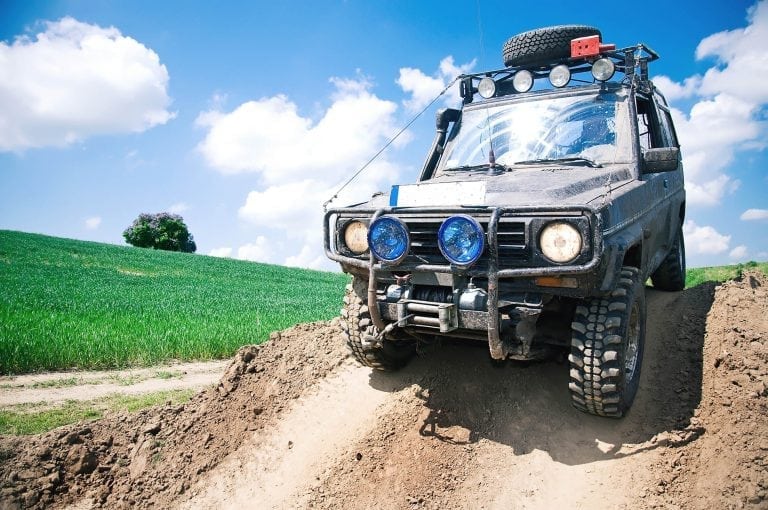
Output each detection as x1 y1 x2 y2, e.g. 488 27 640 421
402 215 528 269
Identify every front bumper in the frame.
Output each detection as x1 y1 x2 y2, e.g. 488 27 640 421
324 205 604 359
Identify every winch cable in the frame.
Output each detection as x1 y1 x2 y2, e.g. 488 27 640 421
323 76 460 211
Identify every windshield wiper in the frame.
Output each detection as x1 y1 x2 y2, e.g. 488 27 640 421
444 163 514 175
513 157 602 168
442 164 488 172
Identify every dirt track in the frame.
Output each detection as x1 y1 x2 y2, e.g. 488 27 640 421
1 272 767 509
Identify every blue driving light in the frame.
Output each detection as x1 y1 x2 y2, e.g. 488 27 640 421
368 216 410 264
438 215 485 267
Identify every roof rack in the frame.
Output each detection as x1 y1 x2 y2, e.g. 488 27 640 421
459 43 660 103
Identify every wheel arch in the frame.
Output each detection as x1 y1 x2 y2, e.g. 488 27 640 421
599 227 644 292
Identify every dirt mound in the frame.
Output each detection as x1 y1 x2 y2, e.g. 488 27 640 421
647 270 768 509
1 272 766 509
0 320 348 509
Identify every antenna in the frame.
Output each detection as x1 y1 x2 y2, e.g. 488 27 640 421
323 77 460 211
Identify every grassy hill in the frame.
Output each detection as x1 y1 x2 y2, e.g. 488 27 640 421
0 230 348 374
685 261 767 288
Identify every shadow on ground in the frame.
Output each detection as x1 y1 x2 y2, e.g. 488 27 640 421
367 283 716 466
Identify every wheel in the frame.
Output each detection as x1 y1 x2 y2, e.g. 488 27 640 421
568 267 646 418
651 226 686 291
340 276 416 371
502 25 601 67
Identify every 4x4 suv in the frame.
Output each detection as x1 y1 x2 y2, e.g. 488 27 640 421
324 25 686 418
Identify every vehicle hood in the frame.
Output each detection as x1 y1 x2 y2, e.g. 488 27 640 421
363 165 636 209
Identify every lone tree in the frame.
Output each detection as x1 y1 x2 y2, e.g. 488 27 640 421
123 212 197 253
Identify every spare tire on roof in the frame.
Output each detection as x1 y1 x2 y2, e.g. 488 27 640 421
502 25 602 67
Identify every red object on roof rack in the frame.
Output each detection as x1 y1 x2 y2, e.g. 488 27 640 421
570 35 616 58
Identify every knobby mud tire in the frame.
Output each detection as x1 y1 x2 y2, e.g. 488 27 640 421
502 25 601 67
340 278 415 371
651 226 686 291
568 267 646 418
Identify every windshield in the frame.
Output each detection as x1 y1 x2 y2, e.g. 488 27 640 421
436 91 631 174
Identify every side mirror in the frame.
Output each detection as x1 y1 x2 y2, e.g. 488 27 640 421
643 147 680 173
436 108 460 131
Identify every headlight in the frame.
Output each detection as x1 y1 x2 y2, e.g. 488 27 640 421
368 216 409 264
343 220 368 254
539 222 582 263
438 215 485 267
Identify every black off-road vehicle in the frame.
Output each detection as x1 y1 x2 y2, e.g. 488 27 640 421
324 26 686 418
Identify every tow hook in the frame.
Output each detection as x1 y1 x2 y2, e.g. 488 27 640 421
364 314 414 349
514 307 539 357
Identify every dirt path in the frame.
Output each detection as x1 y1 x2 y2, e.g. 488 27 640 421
1 273 766 509
0 361 229 408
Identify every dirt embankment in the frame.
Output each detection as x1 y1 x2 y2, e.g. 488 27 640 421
1 272 766 509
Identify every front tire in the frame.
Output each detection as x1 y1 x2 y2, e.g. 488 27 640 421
568 267 646 418
340 276 415 371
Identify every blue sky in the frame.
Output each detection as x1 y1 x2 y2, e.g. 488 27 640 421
1 0 766 270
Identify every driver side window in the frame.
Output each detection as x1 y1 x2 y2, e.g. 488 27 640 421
636 97 663 150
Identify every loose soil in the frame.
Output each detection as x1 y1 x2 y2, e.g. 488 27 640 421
1 272 766 509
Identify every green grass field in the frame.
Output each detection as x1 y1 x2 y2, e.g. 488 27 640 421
685 260 768 288
0 389 195 435
0 230 348 375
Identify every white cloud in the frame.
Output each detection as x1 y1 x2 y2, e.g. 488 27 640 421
696 1 768 104
197 74 413 269
196 76 400 185
168 202 189 214
236 237 276 264
84 216 101 230
397 56 475 113
741 208 768 220
652 75 702 102
238 180 324 231
652 2 768 206
285 242 327 270
0 17 174 152
683 220 731 255
208 247 232 258
729 245 749 260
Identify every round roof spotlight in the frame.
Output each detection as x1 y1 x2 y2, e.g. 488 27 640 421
438 215 485 267
591 57 616 82
548 64 571 88
512 70 534 93
477 77 496 99
368 216 410 264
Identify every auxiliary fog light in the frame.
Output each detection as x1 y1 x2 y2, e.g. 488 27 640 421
548 65 571 88
591 58 616 82
343 220 369 254
539 222 582 264
438 215 485 267
477 77 497 99
512 70 534 93
368 216 410 264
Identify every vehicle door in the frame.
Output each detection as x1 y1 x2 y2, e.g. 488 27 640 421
636 93 680 275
